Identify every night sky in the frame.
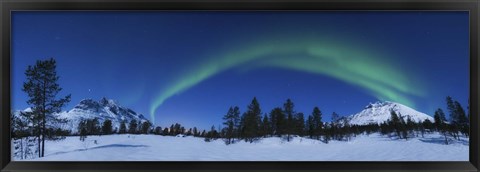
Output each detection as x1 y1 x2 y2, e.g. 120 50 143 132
12 11 469 130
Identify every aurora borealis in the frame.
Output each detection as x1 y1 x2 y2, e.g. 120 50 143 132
12 11 469 129
149 37 425 122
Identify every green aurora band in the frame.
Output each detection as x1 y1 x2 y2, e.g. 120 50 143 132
149 38 426 123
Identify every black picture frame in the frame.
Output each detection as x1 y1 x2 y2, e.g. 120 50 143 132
1 0 479 171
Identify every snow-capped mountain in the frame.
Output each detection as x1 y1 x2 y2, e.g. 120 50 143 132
13 97 150 134
55 97 149 133
344 101 434 125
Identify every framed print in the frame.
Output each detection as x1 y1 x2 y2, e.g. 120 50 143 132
1 0 479 171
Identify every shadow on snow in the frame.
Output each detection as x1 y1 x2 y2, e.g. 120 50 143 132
46 144 149 157
419 137 469 146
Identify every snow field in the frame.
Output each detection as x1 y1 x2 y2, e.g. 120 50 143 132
17 133 468 161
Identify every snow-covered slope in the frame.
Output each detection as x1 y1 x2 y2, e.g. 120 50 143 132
55 98 149 133
345 101 434 125
13 97 150 134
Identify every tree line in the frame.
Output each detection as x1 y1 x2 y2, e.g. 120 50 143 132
76 118 222 141
77 118 152 140
212 96 469 145
377 96 469 145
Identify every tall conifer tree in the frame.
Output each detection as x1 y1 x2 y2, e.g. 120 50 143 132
22 58 71 157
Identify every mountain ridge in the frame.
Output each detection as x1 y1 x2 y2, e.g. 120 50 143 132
343 101 434 125
13 97 150 134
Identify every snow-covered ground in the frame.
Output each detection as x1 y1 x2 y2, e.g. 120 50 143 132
13 133 468 161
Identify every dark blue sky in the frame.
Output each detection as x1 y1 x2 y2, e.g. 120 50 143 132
12 11 469 130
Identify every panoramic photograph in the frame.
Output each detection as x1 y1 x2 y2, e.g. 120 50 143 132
11 11 469 161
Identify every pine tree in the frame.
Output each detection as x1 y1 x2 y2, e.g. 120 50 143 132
172 123 182 135
169 124 175 135
446 96 456 120
162 127 169 135
342 118 352 141
119 120 127 134
22 58 71 157
222 107 234 140
331 112 340 140
222 107 238 144
137 121 143 134
306 115 314 138
398 114 408 140
181 126 186 135
389 110 402 139
87 118 101 135
11 112 31 159
284 99 295 141
446 96 459 139
324 122 332 143
417 121 425 138
205 125 217 142
294 112 305 136
78 120 87 141
141 121 151 134
155 126 162 135
311 107 323 140
231 106 241 141
445 97 469 139
186 128 193 136
422 119 434 133
193 127 198 137
380 121 390 135
453 101 469 137
11 114 20 158
260 114 270 138
129 119 138 134
269 107 285 136
242 97 262 143
434 108 449 144
102 119 113 135
406 117 415 136
239 111 247 140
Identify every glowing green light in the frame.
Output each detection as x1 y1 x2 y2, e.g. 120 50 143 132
149 37 425 122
